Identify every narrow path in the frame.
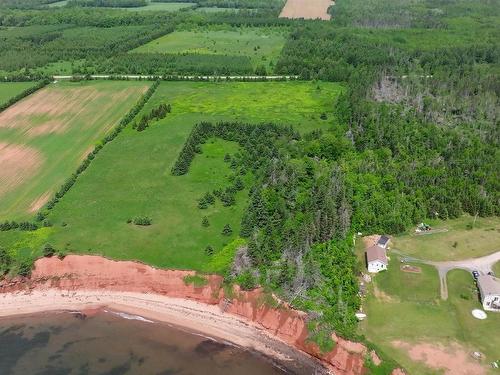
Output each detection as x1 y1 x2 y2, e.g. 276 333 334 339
391 249 500 300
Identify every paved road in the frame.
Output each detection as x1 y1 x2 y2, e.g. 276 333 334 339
52 74 299 80
392 249 500 300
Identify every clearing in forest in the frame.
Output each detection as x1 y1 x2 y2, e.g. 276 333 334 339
0 80 150 220
132 26 288 71
22 81 342 271
279 0 334 20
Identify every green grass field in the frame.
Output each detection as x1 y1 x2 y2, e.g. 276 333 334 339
358 242 500 375
0 82 36 106
132 26 288 70
121 2 195 11
47 0 67 7
360 265 500 374
0 80 150 220
0 80 341 271
195 7 242 13
392 215 500 261
493 261 500 276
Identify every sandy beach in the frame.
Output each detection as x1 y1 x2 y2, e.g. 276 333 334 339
0 288 328 374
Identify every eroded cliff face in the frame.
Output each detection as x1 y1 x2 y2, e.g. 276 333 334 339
0 255 367 375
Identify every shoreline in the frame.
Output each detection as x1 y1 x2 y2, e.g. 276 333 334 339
0 288 330 374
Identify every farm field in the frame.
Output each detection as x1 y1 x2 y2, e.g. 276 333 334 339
0 80 150 221
359 262 500 374
2 80 342 271
0 82 36 106
195 7 241 13
47 0 67 7
279 0 334 20
392 216 500 261
121 2 195 11
132 27 288 70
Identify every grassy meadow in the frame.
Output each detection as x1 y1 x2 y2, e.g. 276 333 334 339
0 82 36 106
0 80 341 271
358 219 500 374
121 2 196 11
0 80 150 220
392 215 500 261
359 264 500 374
132 26 288 70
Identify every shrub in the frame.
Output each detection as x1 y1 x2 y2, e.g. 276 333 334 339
202 216 210 227
132 216 152 226
42 243 56 257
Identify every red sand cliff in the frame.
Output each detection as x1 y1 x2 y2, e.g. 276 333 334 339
0 255 371 374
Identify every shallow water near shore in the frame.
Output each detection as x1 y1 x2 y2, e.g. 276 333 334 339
0 310 307 375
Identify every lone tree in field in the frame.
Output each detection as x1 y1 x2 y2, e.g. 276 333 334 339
205 245 214 256
222 224 233 236
202 216 210 227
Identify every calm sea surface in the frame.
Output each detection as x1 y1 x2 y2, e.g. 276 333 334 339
0 310 305 375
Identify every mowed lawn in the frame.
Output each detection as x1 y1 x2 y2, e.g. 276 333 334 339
359 264 500 374
392 215 500 261
0 82 36 106
132 26 288 70
25 81 342 271
0 80 150 220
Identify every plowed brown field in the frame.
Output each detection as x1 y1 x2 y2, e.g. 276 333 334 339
279 0 334 20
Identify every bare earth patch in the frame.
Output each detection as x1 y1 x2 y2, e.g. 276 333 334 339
392 340 486 375
279 0 334 20
0 142 43 199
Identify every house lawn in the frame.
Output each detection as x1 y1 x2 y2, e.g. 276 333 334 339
391 215 500 261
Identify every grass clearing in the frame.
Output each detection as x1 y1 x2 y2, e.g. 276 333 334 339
0 81 341 271
494 261 500 276
121 2 195 11
132 26 288 70
359 261 500 374
0 80 150 220
392 215 500 261
0 82 36 106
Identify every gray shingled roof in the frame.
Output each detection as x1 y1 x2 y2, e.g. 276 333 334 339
366 245 388 264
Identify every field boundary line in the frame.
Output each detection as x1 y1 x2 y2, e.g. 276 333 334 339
0 79 51 115
32 80 161 223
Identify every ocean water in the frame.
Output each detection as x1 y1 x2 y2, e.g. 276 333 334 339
0 310 303 375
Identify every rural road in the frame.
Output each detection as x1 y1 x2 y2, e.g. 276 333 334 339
52 74 300 80
392 249 500 300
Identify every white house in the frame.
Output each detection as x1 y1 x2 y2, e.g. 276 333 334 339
477 275 500 312
366 245 388 273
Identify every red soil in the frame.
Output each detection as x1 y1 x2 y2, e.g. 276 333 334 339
1 255 371 375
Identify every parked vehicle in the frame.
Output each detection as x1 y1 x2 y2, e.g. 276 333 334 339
472 271 480 279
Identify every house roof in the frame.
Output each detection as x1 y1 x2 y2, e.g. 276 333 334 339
366 245 388 265
478 275 500 296
377 235 390 246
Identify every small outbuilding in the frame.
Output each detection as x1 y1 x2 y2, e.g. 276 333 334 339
366 245 388 273
377 235 390 249
477 275 500 312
